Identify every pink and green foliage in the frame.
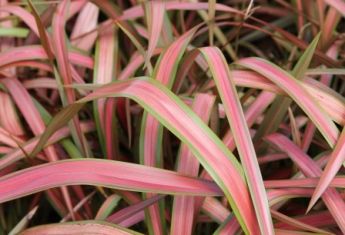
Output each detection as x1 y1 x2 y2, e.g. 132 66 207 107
0 0 344 234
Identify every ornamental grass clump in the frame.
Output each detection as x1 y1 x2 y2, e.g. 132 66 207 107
0 0 344 234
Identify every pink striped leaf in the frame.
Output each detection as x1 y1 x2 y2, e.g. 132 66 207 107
139 26 199 234
0 5 39 36
0 46 93 69
0 159 222 202
32 78 259 234
52 0 88 157
275 229 321 235
214 215 240 235
237 58 340 147
270 210 332 235
265 177 345 189
0 91 24 136
1 78 77 219
27 0 54 62
107 195 165 224
202 196 231 224
275 211 336 230
70 2 99 51
199 47 274 235
121 1 240 21
265 133 345 233
308 127 345 211
252 33 320 144
171 93 215 235
1 78 58 162
144 1 165 69
93 24 116 155
20 221 142 235
0 121 94 170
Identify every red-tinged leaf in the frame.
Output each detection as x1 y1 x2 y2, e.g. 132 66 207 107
0 5 39 36
20 221 143 235
309 127 345 211
52 0 76 103
275 211 336 230
265 177 345 189
325 0 345 16
70 2 99 51
275 229 320 235
52 0 90 158
0 121 94 170
270 210 333 235
1 78 58 161
171 93 215 235
107 195 165 224
265 133 345 233
33 78 259 234
202 197 230 223
121 1 240 21
214 215 240 235
0 91 24 136
0 46 93 69
140 26 199 234
119 211 145 228
199 47 274 235
232 71 345 125
23 78 57 90
60 191 96 222
0 127 24 148
93 24 116 156
144 1 165 69
222 91 275 150
1 78 77 219
27 0 54 62
0 159 222 202
268 188 314 206
237 58 339 147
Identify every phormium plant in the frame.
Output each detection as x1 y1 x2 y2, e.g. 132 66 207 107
0 0 344 234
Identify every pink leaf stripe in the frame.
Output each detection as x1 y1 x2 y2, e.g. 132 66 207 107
265 177 345 189
52 0 76 103
0 5 39 36
1 79 74 219
121 1 240 20
265 133 345 233
107 195 164 224
20 221 142 235
1 78 58 162
171 93 215 235
0 46 93 69
140 26 199 234
52 0 88 157
32 78 258 233
237 57 339 147
309 127 345 211
0 121 94 170
93 24 116 142
199 47 274 235
70 2 99 51
0 91 24 136
0 159 222 202
144 1 165 69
